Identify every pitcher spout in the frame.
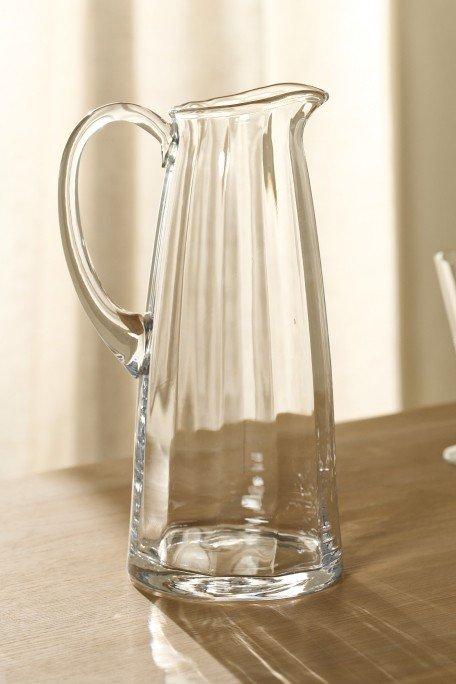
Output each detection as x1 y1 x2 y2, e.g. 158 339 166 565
171 83 328 119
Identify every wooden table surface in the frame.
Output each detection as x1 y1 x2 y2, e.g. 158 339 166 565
1 404 456 683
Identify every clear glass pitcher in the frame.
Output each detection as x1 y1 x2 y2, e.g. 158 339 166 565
59 84 342 601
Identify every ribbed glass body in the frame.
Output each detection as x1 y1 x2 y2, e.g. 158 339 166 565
128 90 342 600
59 84 341 600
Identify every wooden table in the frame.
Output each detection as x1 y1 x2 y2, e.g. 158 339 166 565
2 404 456 683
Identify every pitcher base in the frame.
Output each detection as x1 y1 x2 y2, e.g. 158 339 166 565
128 555 342 602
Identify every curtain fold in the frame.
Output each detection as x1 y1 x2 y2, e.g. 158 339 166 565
1 0 455 476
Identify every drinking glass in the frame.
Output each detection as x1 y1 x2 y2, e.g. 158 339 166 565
434 250 456 464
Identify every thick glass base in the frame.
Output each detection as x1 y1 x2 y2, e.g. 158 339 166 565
128 526 342 602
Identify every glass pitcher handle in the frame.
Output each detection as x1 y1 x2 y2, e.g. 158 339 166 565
59 103 173 377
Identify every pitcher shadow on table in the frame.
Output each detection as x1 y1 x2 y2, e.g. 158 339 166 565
139 427 456 681
141 571 455 683
139 482 456 684
69 409 456 682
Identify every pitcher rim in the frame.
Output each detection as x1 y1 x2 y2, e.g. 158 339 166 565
171 82 328 117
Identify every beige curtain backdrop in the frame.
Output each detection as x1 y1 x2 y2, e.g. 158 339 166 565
1 0 455 476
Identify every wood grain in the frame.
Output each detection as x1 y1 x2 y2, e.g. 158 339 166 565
1 404 456 682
